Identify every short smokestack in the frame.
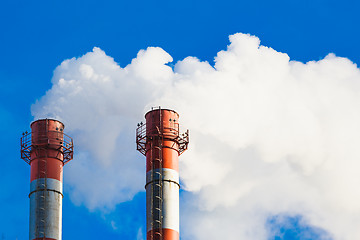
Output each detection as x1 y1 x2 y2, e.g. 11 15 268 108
136 107 189 240
21 119 74 240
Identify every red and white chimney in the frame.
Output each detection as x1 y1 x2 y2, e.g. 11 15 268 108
136 107 189 240
21 119 74 240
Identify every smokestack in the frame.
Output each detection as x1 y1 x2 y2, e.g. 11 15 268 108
20 119 74 240
136 107 189 240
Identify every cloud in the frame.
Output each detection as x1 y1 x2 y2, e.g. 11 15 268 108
136 228 144 240
31 46 173 210
32 33 360 239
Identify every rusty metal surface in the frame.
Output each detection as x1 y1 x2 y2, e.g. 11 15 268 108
136 108 189 157
30 178 63 197
136 108 186 240
21 131 73 165
21 119 73 164
146 169 180 232
21 119 74 240
30 156 64 182
29 178 63 240
146 168 180 188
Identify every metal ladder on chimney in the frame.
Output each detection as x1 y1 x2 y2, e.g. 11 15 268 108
151 109 164 240
37 152 48 240
35 122 49 240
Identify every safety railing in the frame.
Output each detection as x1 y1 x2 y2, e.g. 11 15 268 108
136 123 189 156
20 131 74 164
136 122 147 155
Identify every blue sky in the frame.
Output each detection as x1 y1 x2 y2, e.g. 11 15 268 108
1 0 360 239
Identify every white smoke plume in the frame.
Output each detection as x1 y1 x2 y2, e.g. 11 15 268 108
32 33 360 240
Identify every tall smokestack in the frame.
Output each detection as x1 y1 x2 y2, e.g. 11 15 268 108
20 119 74 240
136 107 189 240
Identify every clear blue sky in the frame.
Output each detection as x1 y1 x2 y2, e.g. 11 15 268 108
0 0 358 239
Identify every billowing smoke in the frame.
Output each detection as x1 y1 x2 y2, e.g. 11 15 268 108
32 33 360 240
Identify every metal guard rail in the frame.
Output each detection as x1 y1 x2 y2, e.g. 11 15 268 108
136 123 189 156
20 131 74 164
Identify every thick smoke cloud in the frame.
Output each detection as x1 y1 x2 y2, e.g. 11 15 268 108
32 33 360 240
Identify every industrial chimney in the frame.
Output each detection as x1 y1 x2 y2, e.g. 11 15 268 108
20 119 74 240
136 107 189 240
